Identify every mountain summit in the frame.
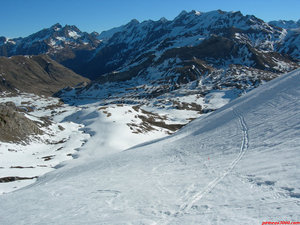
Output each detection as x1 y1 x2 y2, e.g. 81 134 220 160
0 23 100 63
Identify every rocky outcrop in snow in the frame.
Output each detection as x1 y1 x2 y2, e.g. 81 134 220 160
0 102 42 142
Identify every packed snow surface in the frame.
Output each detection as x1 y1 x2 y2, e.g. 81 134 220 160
0 69 300 224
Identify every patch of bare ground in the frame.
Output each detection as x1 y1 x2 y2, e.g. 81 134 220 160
101 110 112 117
10 166 35 169
0 176 38 183
128 105 185 134
41 155 55 161
98 106 108 111
41 100 64 111
46 138 67 145
170 100 202 112
37 165 47 167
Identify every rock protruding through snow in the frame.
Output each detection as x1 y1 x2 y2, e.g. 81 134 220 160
0 102 42 142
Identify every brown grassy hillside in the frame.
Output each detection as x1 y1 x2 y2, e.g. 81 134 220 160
0 55 89 96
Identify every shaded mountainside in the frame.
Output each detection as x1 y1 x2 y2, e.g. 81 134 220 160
58 35 298 111
0 55 89 96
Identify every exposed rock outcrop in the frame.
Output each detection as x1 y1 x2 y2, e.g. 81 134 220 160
0 102 42 142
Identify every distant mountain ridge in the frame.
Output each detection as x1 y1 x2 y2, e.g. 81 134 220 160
0 10 299 81
0 23 101 77
88 10 299 77
0 23 100 56
55 10 299 116
269 19 300 29
0 10 299 105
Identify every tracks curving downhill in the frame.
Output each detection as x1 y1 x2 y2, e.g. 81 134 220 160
178 109 250 213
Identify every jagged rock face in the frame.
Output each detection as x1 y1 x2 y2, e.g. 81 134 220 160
0 55 89 96
0 102 42 142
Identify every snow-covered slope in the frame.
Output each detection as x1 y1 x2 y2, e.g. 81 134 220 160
0 66 299 224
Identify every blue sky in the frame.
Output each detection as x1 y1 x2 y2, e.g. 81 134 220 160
1 0 300 38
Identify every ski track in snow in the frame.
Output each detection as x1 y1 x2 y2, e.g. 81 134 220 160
177 109 249 216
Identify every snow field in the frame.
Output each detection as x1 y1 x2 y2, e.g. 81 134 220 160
0 69 299 224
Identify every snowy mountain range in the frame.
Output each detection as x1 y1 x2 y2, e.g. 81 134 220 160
1 10 299 108
54 11 299 120
0 23 100 72
269 19 300 29
0 10 299 80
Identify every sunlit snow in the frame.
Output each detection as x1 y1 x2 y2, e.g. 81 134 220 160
0 68 299 224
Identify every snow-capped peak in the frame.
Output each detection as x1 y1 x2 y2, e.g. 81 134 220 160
51 23 62 31
193 10 201 16
0 37 16 45
0 23 101 56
